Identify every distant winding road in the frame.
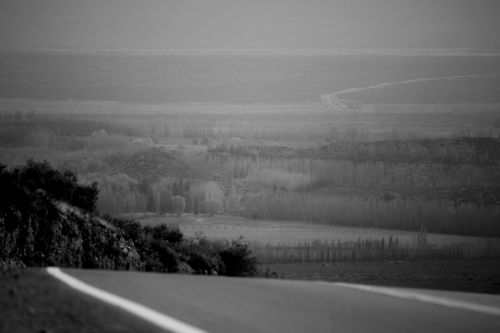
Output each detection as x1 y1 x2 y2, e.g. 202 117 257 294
320 74 488 111
48 268 500 333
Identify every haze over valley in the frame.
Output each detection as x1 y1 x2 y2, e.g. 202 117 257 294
2 1 500 332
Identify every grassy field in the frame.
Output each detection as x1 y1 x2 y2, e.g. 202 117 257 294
136 213 500 250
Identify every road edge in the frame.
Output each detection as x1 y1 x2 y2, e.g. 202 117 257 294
333 282 500 316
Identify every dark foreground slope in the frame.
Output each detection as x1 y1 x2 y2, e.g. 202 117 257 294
0 265 163 333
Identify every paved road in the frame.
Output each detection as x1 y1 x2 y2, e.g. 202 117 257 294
61 269 500 333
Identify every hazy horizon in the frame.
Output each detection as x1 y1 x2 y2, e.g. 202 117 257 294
1 0 500 50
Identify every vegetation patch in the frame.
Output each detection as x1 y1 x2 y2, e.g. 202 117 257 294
212 137 500 164
0 161 257 276
115 147 190 179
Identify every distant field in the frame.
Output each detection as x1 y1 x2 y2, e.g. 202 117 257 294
1 52 500 104
135 213 500 249
0 98 324 115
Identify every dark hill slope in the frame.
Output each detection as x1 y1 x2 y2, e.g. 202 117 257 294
0 161 141 269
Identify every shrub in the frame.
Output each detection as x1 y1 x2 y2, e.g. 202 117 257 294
218 239 258 277
106 216 143 245
185 251 219 274
147 240 180 273
202 200 222 216
143 224 183 244
15 159 98 213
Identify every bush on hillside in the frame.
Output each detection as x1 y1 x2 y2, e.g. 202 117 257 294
219 239 258 277
1 159 99 213
107 217 258 276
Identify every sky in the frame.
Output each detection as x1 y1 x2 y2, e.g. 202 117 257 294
0 0 499 49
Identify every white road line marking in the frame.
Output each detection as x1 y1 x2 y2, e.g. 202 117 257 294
46 267 209 333
334 282 500 316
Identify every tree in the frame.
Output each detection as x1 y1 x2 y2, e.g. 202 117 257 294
202 200 222 216
171 196 186 217
193 198 199 215
159 190 173 215
146 189 156 213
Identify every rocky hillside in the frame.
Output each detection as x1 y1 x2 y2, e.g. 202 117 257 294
0 161 142 269
0 161 257 276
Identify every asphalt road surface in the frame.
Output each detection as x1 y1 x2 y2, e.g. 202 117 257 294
59 269 500 333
